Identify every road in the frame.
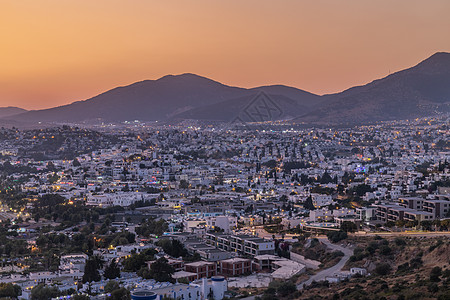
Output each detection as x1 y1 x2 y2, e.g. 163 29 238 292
353 231 450 237
297 238 353 290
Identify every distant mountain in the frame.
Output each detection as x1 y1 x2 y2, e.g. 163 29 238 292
5 52 450 125
8 74 321 123
0 107 27 118
295 52 450 124
175 85 321 122
175 93 310 122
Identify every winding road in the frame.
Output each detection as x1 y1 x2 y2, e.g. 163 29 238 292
297 238 353 290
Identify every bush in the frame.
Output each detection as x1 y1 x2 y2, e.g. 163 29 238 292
276 281 297 297
429 240 443 252
333 250 344 257
394 237 406 246
379 245 392 256
430 266 442 282
327 231 348 243
428 282 439 293
374 263 392 276
396 262 410 274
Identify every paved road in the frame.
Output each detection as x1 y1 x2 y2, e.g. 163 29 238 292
353 231 450 237
297 238 353 290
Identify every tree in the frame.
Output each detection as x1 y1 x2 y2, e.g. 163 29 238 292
430 266 442 282
157 239 188 258
135 218 168 237
276 281 297 297
31 284 59 300
122 249 156 272
179 180 189 189
73 159 81 167
73 295 90 300
0 283 21 298
104 280 120 293
327 231 348 243
146 257 175 283
379 245 392 256
104 259 121 280
340 221 357 233
304 196 315 210
106 288 131 300
374 263 391 276
82 257 101 283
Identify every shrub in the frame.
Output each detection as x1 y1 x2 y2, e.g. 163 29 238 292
327 230 347 243
394 237 406 246
428 282 439 293
430 266 442 282
379 245 392 256
374 263 392 276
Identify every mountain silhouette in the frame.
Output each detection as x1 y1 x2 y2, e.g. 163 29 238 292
295 52 450 124
6 52 450 124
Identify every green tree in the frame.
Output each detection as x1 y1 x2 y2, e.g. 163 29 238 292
374 263 391 276
340 221 357 232
106 288 131 300
304 196 315 210
104 259 121 280
0 283 22 298
31 284 59 300
73 159 81 167
73 295 90 300
327 230 348 243
104 280 120 293
82 257 101 283
179 180 190 189
147 257 175 283
157 239 188 258
430 266 442 282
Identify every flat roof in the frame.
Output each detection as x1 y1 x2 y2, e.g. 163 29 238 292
172 271 197 278
185 261 215 267
220 257 251 263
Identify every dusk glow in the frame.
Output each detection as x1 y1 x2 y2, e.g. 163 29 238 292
1 0 450 109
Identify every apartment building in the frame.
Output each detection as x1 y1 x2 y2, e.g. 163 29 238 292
185 261 217 279
219 258 252 276
398 197 424 210
204 233 275 257
423 200 450 219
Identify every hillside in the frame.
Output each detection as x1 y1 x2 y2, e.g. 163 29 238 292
296 52 450 124
5 52 450 125
7 74 321 123
0 107 27 118
300 235 450 299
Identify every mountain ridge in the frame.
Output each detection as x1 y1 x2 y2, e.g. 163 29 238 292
5 52 450 125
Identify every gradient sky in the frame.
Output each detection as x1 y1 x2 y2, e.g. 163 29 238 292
1 0 450 110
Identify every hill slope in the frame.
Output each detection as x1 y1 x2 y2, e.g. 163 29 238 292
296 52 450 124
6 52 450 125
9 74 321 123
0 107 27 118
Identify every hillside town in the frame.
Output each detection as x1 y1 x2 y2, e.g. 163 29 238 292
0 115 449 300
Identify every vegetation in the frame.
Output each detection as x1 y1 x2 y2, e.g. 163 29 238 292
137 257 175 283
135 218 168 237
298 236 450 299
0 283 22 299
82 256 102 283
122 248 156 272
327 230 348 243
31 284 59 300
104 259 121 280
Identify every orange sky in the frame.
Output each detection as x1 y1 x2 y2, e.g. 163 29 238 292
1 0 450 109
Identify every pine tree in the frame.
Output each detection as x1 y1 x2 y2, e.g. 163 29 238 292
104 259 121 280
82 257 101 283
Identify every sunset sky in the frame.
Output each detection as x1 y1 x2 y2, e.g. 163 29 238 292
1 0 450 110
